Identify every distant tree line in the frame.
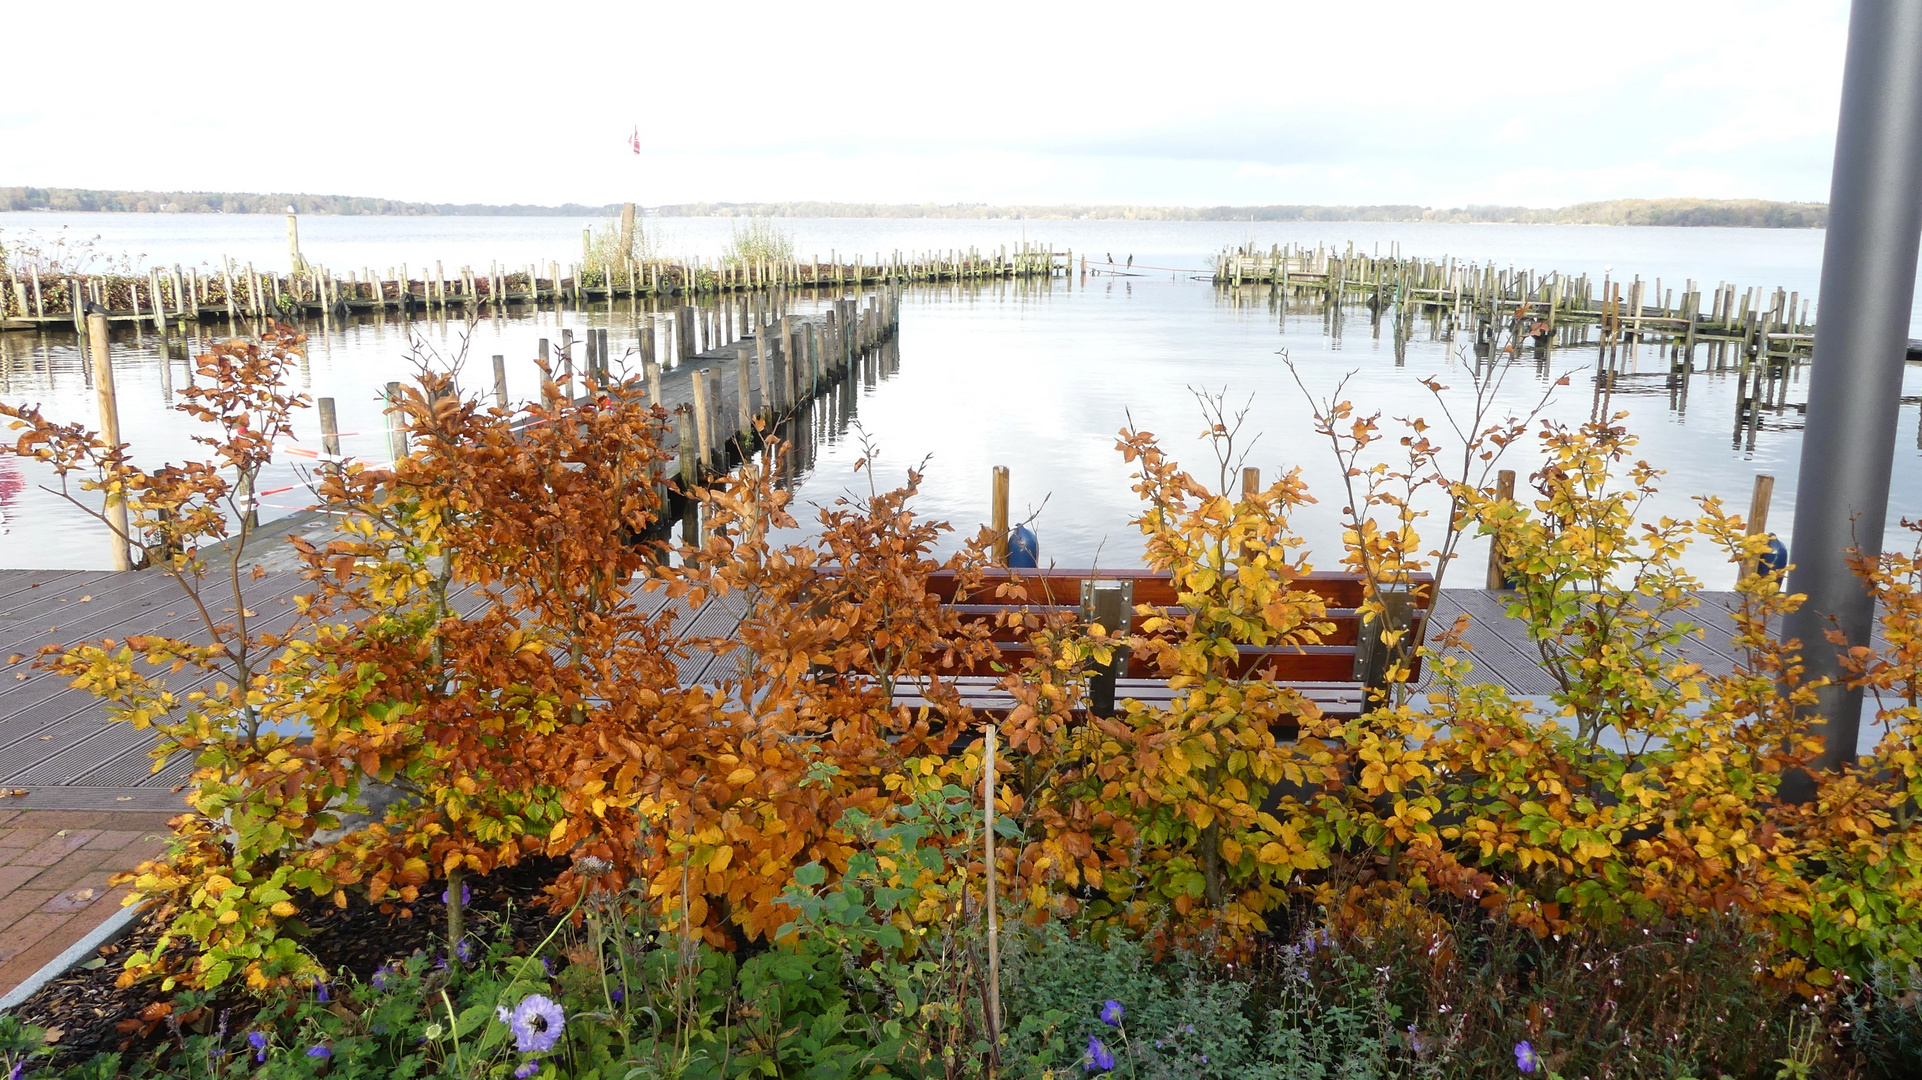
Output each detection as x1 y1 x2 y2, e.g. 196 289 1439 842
0 187 616 217
0 188 1829 228
664 198 1829 228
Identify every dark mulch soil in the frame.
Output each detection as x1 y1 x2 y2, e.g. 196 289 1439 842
12 857 570 1071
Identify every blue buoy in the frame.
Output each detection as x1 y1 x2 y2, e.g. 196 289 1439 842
1007 525 1039 568
1760 534 1789 577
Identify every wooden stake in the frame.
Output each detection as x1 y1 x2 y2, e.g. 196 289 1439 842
1745 474 1776 577
492 355 508 408
318 397 341 463
384 381 409 462
991 465 1010 564
87 312 130 570
1485 469 1516 589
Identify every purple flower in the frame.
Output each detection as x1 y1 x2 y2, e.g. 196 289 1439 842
456 938 475 964
608 987 625 1004
501 994 566 1055
306 1044 332 1059
313 977 330 1002
1099 999 1124 1027
515 1062 541 1079
8 1062 23 1080
371 964 394 991
443 882 471 907
1084 1035 1115 1072
249 1031 269 1062
1515 1040 1540 1074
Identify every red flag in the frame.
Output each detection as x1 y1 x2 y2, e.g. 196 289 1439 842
628 126 641 155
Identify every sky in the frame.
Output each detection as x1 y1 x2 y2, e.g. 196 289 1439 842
0 0 1850 209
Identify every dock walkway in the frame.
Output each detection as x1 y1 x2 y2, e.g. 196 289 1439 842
1 566 1853 814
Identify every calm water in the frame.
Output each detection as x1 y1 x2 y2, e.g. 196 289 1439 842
4 215 1922 586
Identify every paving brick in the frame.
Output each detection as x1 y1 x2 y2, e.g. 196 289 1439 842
42 885 107 914
0 828 53 850
81 829 151 852
4 811 104 831
13 830 101 867
0 913 71 968
0 864 46 898
0 810 22 828
0 889 57 933
27 848 118 895
0 921 84 996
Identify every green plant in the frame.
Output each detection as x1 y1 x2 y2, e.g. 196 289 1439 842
719 218 795 265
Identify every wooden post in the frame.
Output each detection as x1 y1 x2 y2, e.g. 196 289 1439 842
492 355 508 408
384 381 409 462
692 369 714 473
1240 466 1260 499
991 465 1010 564
736 344 753 435
1745 474 1776 577
676 407 697 488
757 327 777 413
318 396 341 463
287 212 304 271
1485 469 1517 589
86 312 130 570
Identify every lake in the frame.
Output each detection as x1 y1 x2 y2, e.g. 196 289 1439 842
3 213 1920 586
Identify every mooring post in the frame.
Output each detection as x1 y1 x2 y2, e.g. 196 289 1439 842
1783 0 1922 774
318 396 341 470
1485 469 1516 589
736 345 753 436
991 466 1010 564
1744 474 1777 580
86 312 130 570
383 381 409 463
492 355 508 409
691 369 713 473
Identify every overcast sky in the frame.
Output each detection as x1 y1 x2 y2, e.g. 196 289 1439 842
2 0 1848 209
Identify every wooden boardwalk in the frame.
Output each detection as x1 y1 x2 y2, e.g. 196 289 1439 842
0 569 749 812
4 560 1880 812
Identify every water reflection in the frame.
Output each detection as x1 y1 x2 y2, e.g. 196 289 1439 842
5 274 1922 589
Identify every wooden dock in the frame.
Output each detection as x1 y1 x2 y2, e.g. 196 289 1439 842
1200 242 1922 450
0 566 1863 812
0 232 1066 335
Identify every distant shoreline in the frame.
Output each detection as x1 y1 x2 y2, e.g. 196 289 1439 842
0 188 1829 229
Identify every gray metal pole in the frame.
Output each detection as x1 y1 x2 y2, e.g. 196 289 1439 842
1783 0 1922 773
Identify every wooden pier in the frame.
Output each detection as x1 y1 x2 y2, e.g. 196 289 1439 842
1 572 1859 812
1205 242 1922 450
1211 242 1823 361
0 239 1066 335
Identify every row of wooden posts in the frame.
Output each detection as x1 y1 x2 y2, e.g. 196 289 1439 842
1213 241 1818 362
0 226 1064 334
79 285 904 570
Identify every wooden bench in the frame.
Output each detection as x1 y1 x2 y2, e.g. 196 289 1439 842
890 568 1433 726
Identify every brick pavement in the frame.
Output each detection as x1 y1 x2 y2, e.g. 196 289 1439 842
0 809 172 997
